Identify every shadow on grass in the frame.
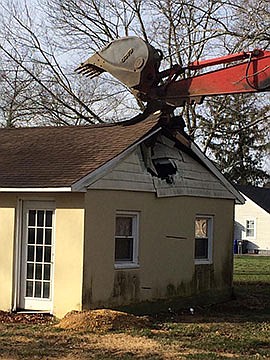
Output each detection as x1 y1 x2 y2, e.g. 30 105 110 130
0 282 269 359
151 281 270 325
0 324 164 360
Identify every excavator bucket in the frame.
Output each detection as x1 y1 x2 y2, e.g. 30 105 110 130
76 36 162 96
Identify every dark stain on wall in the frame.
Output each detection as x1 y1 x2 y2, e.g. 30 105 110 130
166 282 190 297
221 255 233 287
194 264 215 293
82 277 93 309
166 264 216 299
112 271 140 305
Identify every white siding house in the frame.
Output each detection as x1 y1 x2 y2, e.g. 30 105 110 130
235 185 270 254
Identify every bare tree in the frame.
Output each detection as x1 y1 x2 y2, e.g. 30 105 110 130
0 0 127 126
1 0 269 125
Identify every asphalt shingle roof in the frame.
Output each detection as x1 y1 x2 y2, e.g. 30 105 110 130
236 185 270 213
0 113 160 188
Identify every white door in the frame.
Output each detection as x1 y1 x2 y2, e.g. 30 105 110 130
19 201 55 312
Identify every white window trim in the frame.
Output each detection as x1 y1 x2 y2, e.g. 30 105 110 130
245 218 256 239
194 215 214 265
114 211 140 269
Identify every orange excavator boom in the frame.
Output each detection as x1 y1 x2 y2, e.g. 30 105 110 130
76 36 270 109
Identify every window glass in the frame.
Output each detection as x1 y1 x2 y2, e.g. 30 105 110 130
195 216 213 262
45 211 53 227
195 238 208 259
116 217 133 236
45 229 52 245
37 210 44 227
28 210 36 226
43 282 50 299
26 281 33 297
195 218 208 238
37 228 43 244
246 220 255 237
115 238 133 261
36 246 43 262
115 213 138 266
28 228 35 244
27 246 34 262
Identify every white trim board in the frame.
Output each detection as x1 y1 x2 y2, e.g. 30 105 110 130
0 187 72 193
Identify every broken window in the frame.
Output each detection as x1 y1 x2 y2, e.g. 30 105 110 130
152 158 177 183
141 142 178 184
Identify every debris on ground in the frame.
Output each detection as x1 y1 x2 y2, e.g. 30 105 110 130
0 310 53 324
56 309 151 332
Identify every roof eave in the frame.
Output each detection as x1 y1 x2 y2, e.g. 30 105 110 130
0 187 72 193
190 143 245 204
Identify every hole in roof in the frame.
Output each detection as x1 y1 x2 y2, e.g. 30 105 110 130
152 158 177 184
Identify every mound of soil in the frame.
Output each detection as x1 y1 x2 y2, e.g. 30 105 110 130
57 309 150 332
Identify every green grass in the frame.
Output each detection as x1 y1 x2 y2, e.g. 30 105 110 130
0 255 269 359
233 255 270 282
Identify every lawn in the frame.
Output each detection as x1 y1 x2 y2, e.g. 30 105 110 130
233 255 270 282
0 256 269 360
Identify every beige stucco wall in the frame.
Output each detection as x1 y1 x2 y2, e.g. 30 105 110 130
0 188 234 316
0 193 85 318
235 197 270 251
0 195 16 311
53 194 85 318
83 190 234 310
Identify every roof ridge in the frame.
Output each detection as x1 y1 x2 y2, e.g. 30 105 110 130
0 122 122 131
0 113 160 131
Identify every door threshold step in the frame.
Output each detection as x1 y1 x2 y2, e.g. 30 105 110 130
15 310 52 315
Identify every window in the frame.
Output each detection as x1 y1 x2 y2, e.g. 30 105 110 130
194 216 213 263
246 220 255 237
114 212 139 268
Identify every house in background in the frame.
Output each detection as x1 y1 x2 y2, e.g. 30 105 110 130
234 185 270 255
0 112 244 318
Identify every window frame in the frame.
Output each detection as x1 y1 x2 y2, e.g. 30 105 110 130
114 211 139 269
245 219 256 238
194 215 214 264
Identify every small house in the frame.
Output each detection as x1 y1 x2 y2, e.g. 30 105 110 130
0 112 244 318
234 185 270 254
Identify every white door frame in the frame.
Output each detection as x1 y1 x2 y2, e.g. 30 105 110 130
14 199 55 313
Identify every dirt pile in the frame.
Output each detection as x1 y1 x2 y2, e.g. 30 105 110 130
56 309 151 332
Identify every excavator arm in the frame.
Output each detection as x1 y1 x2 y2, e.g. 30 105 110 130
154 49 270 107
76 36 270 109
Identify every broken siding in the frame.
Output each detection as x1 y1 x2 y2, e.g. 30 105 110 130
88 135 235 200
151 136 235 199
154 153 235 199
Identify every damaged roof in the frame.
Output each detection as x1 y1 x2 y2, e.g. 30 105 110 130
0 111 244 203
0 113 161 189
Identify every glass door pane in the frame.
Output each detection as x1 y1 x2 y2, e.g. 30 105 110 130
25 209 53 300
